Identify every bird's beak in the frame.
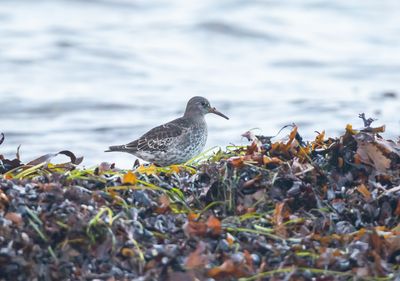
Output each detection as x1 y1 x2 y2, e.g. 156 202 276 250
209 107 229 120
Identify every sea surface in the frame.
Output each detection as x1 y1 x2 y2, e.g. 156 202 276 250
1 0 399 167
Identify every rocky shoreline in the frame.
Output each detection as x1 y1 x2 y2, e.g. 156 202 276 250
0 118 399 281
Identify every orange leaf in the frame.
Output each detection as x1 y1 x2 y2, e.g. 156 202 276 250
285 126 298 149
355 228 367 240
263 156 283 166
206 215 222 236
346 124 358 135
183 216 207 238
272 202 290 237
208 260 236 278
289 126 298 142
370 230 383 254
246 141 261 155
5 212 22 225
208 259 248 279
315 130 325 144
135 164 157 175
121 247 135 257
273 202 290 225
155 194 171 214
188 212 199 221
332 249 342 257
107 189 118 198
356 142 391 172
228 156 244 168
375 226 387 232
122 171 137 185
297 145 311 160
356 184 371 201
170 165 180 173
185 242 208 270
366 125 386 133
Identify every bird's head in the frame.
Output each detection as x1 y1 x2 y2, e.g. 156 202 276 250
184 96 229 120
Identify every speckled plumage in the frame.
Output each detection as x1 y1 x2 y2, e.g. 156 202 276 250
106 96 229 166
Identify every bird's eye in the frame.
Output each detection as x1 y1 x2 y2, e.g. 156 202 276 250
201 101 207 107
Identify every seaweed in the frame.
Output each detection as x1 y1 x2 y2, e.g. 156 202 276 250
0 115 399 280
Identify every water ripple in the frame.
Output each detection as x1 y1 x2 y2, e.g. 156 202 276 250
0 0 399 167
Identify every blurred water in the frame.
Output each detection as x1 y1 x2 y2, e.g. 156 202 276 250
0 0 399 167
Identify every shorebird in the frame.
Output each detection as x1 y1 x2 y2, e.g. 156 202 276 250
105 96 229 166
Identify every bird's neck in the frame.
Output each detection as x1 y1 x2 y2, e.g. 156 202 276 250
183 110 204 119
183 112 206 124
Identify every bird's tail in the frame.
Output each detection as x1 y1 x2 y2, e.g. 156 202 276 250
105 145 127 152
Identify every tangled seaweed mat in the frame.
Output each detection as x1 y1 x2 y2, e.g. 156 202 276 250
0 117 399 281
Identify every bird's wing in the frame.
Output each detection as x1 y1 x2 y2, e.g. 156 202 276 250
125 119 188 152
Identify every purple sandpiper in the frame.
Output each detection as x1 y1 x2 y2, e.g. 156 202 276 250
105 96 229 166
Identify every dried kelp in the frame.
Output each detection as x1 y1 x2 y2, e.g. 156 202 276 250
0 116 399 281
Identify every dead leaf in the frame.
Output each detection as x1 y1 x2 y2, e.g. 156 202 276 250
314 130 325 146
346 124 358 135
122 171 137 185
272 202 290 237
155 194 171 214
356 184 371 201
206 215 222 236
5 212 22 226
185 242 208 270
121 247 135 257
183 214 222 238
362 125 386 133
285 126 298 150
386 234 400 264
263 156 283 166
208 260 236 279
183 214 207 238
356 142 391 172
170 165 180 173
228 156 244 168
273 202 289 225
135 164 157 175
208 258 248 279
375 137 400 157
